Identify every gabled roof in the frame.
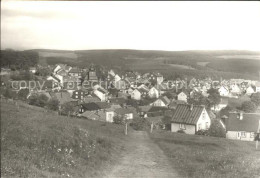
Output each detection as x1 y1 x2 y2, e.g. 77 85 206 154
69 68 82 73
226 113 260 132
109 97 127 105
158 96 171 105
115 107 137 115
171 104 205 125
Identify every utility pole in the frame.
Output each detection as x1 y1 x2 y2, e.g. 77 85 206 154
256 120 260 150
150 121 154 133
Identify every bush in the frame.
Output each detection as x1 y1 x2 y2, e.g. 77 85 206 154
196 130 209 136
208 119 226 138
161 116 171 130
47 99 60 111
177 130 186 134
17 89 29 101
241 101 257 113
130 117 150 131
113 116 124 125
28 94 49 107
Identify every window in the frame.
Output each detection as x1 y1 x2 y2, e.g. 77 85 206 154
179 124 186 130
206 122 209 129
75 95 78 99
250 132 255 138
241 132 246 138
202 113 205 120
237 132 240 138
198 124 202 130
75 92 78 94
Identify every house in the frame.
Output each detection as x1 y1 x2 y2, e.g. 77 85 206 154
87 65 98 82
138 105 152 118
148 87 160 98
63 82 79 95
71 89 87 100
131 89 142 100
226 112 260 141
152 96 170 107
245 86 255 95
230 84 241 95
29 67 36 74
177 91 188 102
255 81 260 93
79 102 110 113
218 86 229 97
94 88 108 102
171 104 211 134
68 68 82 77
211 97 228 112
114 107 137 120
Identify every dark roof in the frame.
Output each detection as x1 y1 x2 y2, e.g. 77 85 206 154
226 113 260 132
171 104 205 125
69 68 82 73
81 102 110 111
148 106 170 113
115 107 137 115
109 98 126 105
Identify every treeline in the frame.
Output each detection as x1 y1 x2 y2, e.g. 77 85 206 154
0 50 39 70
206 58 260 76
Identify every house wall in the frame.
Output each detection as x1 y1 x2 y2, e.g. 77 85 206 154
94 90 106 101
131 90 141 100
226 131 255 141
196 108 211 131
171 123 196 134
106 111 115 123
256 87 260 93
177 93 187 102
153 99 166 107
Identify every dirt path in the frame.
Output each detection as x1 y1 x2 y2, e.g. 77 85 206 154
105 131 180 178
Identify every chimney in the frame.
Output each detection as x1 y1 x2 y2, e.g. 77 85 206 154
239 112 243 120
190 104 193 111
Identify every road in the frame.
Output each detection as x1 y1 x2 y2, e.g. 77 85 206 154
105 131 180 178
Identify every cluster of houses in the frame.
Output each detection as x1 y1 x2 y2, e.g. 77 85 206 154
1 64 260 142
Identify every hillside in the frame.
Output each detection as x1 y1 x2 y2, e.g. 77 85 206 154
1 101 130 178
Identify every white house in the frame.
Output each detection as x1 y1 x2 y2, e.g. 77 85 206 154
171 104 211 135
148 87 160 98
230 84 241 95
131 89 142 100
218 86 229 97
256 82 260 93
246 86 255 95
152 96 170 107
226 112 260 141
177 91 188 102
94 88 108 102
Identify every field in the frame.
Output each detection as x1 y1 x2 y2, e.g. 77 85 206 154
149 130 260 178
1 101 130 178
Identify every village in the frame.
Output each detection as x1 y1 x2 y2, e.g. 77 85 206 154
1 63 260 142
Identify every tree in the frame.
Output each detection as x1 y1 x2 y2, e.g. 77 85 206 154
251 93 260 107
161 116 172 130
188 91 210 108
113 115 124 124
28 94 49 107
241 101 257 113
61 102 76 116
47 99 60 111
207 88 221 110
17 89 29 101
208 119 226 138
130 117 150 131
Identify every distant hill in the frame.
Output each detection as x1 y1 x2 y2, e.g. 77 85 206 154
7 49 260 80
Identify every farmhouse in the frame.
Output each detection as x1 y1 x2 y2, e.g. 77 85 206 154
171 104 211 135
226 112 260 141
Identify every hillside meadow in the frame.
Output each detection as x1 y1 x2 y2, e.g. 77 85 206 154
149 130 260 178
1 101 130 178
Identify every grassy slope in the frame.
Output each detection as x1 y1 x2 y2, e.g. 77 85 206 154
149 131 260 178
1 101 129 178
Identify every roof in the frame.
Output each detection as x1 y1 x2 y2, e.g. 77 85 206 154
115 107 137 115
63 82 79 90
226 113 260 132
109 97 126 105
158 96 171 105
69 68 82 73
81 102 110 111
171 104 205 125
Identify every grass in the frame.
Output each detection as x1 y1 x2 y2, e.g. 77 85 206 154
149 130 260 178
1 101 130 178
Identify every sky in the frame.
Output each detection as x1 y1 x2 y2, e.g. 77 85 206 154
1 1 260 51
